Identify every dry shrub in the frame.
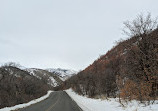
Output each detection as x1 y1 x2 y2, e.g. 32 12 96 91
120 79 152 101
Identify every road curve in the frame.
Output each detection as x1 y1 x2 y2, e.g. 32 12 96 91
18 91 82 111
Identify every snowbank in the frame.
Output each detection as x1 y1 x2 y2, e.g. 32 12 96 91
66 89 158 111
0 90 53 111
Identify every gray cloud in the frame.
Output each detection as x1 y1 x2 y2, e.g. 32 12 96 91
0 0 158 70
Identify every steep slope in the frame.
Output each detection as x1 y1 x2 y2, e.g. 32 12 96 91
0 66 51 109
47 68 77 81
64 29 158 100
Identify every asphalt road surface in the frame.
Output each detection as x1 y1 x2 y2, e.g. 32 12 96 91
19 91 83 111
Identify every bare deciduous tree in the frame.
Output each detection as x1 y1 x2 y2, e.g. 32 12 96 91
123 13 158 37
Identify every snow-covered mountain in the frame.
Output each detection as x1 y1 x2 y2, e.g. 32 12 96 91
1 62 76 85
46 68 77 81
25 68 63 87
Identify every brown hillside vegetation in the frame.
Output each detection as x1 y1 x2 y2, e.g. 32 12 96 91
0 66 51 108
63 26 158 103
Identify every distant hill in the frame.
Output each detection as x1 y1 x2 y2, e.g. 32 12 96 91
25 68 63 87
46 68 77 81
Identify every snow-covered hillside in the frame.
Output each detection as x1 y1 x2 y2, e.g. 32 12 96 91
1 62 75 86
25 68 62 87
46 68 77 81
25 68 42 79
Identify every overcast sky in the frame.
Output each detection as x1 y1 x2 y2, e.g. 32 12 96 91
0 0 158 70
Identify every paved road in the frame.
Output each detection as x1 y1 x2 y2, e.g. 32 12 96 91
19 91 82 111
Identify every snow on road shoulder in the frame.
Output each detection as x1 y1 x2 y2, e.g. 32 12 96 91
66 89 122 111
0 90 53 111
66 89 158 111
